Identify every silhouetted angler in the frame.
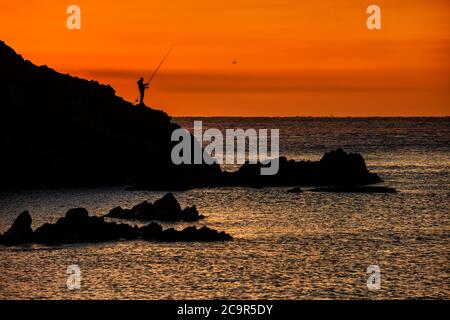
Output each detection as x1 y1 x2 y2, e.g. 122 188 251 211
137 77 149 105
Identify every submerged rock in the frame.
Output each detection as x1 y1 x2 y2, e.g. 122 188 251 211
158 226 233 242
0 209 232 246
287 187 303 193
0 211 34 245
310 186 397 193
141 224 232 242
104 193 204 222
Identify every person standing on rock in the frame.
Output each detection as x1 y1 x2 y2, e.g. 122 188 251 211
137 77 149 105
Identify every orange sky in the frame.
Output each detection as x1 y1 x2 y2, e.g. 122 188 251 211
1 0 449 116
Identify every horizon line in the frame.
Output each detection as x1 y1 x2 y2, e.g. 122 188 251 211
172 115 450 118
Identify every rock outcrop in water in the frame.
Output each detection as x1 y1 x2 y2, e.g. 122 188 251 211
0 211 34 245
0 208 232 246
105 193 204 222
129 148 382 190
219 148 381 188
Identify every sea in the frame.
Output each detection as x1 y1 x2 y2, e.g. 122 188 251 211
0 117 448 299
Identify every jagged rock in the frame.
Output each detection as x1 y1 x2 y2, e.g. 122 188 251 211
117 223 142 240
219 148 381 188
104 193 205 222
0 211 33 245
107 206 127 219
141 222 164 240
33 210 134 244
1 209 231 246
130 148 384 190
106 201 158 220
132 201 156 219
318 148 380 186
153 193 182 216
158 226 233 242
181 206 204 222
310 186 397 193
64 208 89 224
287 187 303 193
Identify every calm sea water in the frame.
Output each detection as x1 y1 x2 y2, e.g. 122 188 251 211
0 117 449 299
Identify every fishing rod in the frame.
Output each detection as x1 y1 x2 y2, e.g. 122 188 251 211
134 46 174 104
147 46 174 84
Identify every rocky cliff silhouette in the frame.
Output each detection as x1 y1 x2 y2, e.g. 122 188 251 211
0 41 221 189
0 41 382 190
